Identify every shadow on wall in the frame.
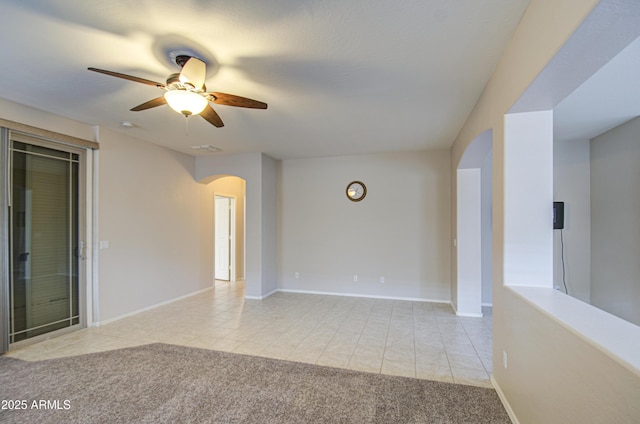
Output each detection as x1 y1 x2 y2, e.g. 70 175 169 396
590 117 640 326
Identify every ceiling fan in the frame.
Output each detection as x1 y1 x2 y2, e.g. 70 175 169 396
88 55 267 128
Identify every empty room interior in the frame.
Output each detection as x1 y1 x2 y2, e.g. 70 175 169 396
1 0 639 422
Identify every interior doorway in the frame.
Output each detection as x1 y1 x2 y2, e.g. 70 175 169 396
214 195 236 281
209 176 246 284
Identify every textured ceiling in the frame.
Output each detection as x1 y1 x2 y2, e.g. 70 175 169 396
0 0 531 159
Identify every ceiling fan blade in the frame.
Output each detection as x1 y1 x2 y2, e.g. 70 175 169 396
130 96 167 111
179 57 206 90
200 105 224 127
87 67 165 88
210 92 268 109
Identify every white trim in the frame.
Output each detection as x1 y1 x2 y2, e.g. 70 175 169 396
213 192 237 282
491 375 519 424
245 288 278 300
9 324 82 351
456 311 483 318
84 148 95 328
0 118 99 150
95 287 213 326
90 146 99 326
278 288 450 304
450 301 484 317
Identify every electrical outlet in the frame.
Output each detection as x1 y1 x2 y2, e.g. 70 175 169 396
380 276 385 284
502 351 508 369
294 272 300 279
353 274 358 282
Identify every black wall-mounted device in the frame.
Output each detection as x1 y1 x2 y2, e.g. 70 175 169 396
553 201 565 230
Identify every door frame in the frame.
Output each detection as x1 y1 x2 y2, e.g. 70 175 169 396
2 130 94 352
214 193 236 282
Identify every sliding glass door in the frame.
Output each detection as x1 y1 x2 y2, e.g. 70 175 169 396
9 135 85 345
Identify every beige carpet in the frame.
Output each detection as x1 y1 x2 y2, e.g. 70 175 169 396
0 343 509 423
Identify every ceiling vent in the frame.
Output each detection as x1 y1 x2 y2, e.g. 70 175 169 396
190 145 221 152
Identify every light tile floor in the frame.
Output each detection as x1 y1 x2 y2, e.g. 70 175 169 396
5 281 494 387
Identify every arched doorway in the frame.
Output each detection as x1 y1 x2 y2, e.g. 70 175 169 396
211 176 246 283
195 152 279 300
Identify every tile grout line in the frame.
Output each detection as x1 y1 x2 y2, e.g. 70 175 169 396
6 283 493 387
346 298 380 372
312 299 354 367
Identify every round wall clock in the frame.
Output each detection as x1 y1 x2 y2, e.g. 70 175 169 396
346 181 367 202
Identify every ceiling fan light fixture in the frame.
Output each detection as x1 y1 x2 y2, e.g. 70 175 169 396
164 89 208 116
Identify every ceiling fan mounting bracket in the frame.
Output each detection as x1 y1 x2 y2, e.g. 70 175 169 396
175 55 193 68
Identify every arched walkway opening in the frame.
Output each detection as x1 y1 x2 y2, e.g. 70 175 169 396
208 175 246 284
196 153 278 300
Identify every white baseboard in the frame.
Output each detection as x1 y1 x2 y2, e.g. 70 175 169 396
277 288 450 304
216 278 246 284
450 302 483 317
95 286 213 326
456 311 484 318
491 375 519 424
245 288 278 300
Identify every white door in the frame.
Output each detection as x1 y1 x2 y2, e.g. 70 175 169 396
215 196 231 281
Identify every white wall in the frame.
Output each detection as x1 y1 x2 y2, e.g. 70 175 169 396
456 168 482 315
504 110 554 287
279 150 450 301
0 98 95 143
261 154 278 296
450 0 640 422
97 128 214 322
553 138 591 302
591 116 640 326
456 130 493 311
480 151 493 305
